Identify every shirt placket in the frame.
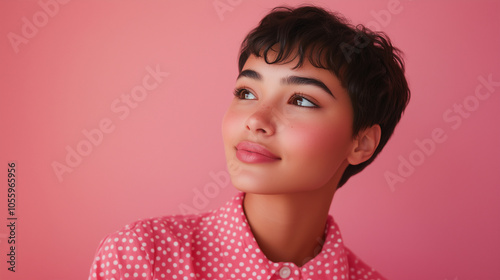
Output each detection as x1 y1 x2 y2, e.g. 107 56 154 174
267 263 301 280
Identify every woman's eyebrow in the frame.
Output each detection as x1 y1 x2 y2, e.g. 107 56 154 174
237 70 335 99
237 69 262 80
281 76 335 98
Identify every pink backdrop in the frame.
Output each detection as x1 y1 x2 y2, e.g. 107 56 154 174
1 0 499 279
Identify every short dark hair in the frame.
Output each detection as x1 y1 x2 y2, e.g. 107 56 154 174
238 5 410 188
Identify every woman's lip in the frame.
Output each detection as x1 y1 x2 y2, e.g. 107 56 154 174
235 141 281 163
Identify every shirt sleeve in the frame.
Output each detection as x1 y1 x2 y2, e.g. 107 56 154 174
88 222 155 280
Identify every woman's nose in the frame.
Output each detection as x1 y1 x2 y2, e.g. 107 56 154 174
244 104 276 136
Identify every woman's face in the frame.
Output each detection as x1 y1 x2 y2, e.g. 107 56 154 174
222 54 356 194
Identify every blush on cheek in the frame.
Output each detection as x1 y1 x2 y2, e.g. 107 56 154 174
290 123 351 153
222 110 241 138
283 123 353 188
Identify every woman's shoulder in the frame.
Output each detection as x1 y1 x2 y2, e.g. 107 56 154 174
97 192 244 251
89 210 224 279
104 209 218 244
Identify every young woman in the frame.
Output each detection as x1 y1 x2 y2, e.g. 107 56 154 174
89 5 409 280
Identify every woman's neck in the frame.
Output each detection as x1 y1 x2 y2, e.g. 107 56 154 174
242 186 336 267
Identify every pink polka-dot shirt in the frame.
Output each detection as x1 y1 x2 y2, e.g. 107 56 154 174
89 192 386 280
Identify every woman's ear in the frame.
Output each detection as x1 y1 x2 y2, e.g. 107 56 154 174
347 124 381 165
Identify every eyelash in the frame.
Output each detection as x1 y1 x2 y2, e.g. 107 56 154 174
233 88 256 100
233 88 319 108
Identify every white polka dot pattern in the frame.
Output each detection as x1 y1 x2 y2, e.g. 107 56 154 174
89 192 386 280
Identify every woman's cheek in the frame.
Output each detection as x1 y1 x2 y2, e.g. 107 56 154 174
285 121 352 164
222 108 241 140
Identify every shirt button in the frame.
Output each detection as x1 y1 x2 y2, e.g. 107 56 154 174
279 266 291 278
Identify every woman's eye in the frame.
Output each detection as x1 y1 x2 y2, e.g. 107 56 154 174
234 88 257 100
289 94 318 108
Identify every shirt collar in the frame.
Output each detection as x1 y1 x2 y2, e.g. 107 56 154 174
212 191 350 279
